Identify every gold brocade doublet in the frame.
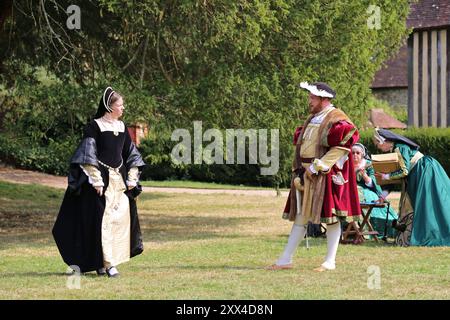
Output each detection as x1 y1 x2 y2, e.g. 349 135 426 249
294 107 336 225
299 123 320 169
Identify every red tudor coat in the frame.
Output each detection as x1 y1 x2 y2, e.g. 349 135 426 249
283 110 362 224
320 120 361 224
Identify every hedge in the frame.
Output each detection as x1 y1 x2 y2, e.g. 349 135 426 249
359 128 450 176
1 127 448 187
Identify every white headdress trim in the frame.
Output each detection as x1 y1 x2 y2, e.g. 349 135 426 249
299 82 334 98
352 143 366 156
102 87 115 112
374 128 386 145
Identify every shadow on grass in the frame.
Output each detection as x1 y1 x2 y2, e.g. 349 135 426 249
137 192 172 201
140 214 255 242
0 272 111 278
0 212 257 249
1 180 267 248
0 232 56 249
0 192 173 249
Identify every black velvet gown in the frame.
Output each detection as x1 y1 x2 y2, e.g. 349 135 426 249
52 119 145 272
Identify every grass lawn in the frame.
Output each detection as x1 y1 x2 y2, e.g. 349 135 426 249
0 181 448 299
140 180 285 190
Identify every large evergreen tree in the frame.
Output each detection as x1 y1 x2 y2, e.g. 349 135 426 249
0 1 410 185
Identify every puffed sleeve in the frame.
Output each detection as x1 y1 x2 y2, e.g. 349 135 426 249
68 120 103 191
365 163 383 195
312 120 359 174
388 144 411 180
327 120 359 148
80 164 104 187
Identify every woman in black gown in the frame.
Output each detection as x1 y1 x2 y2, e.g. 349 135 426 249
52 87 145 277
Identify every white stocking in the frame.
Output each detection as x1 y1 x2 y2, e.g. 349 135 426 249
276 224 307 266
322 221 341 269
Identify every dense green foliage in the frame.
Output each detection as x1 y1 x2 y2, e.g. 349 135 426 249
139 127 450 186
0 64 155 175
1 1 412 185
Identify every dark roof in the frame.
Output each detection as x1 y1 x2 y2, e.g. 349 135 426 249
372 44 408 88
407 0 450 30
371 0 450 89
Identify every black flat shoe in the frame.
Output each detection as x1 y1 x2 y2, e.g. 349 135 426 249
96 268 106 276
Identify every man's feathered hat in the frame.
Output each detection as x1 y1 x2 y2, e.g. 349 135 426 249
299 82 336 99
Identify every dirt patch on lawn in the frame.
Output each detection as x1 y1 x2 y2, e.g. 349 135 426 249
0 167 67 189
0 166 400 205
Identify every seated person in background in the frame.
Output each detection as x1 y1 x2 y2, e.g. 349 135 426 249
352 143 398 238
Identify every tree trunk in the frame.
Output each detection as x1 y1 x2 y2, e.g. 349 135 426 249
0 0 13 31
0 0 13 71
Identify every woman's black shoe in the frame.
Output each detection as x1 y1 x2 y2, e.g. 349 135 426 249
96 268 106 276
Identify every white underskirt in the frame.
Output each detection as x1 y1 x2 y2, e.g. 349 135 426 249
101 169 130 268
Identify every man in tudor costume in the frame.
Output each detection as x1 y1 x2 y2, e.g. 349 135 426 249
52 87 145 277
267 82 361 272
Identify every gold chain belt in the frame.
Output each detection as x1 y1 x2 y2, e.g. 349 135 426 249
98 159 123 172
